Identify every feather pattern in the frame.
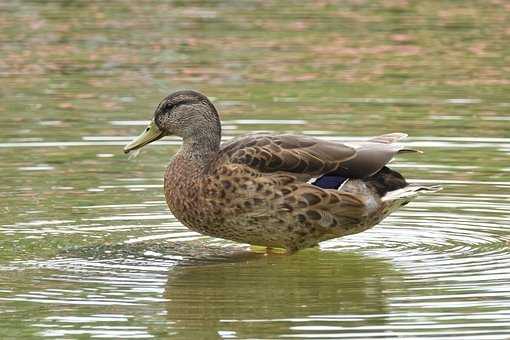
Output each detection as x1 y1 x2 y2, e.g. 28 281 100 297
166 131 439 252
219 134 356 176
126 90 441 252
220 133 417 179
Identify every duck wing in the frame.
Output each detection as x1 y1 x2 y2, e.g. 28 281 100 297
219 134 356 176
335 133 420 178
219 133 418 179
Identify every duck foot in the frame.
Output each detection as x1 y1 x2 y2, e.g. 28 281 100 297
250 245 292 255
266 247 292 255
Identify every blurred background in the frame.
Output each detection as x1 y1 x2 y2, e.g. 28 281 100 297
1 1 510 339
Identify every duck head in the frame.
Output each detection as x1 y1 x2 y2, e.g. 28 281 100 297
124 90 221 154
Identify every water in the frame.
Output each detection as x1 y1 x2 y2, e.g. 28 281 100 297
1 0 510 338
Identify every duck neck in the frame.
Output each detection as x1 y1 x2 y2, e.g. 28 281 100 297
179 128 221 170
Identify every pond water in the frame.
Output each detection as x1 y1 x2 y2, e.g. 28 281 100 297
1 1 510 339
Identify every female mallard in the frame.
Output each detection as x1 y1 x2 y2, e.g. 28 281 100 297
124 90 440 253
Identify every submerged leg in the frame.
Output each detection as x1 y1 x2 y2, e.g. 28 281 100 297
250 245 294 255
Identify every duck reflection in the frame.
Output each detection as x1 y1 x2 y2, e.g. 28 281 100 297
165 250 401 338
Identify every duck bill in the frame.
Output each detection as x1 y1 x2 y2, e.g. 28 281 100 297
124 120 164 154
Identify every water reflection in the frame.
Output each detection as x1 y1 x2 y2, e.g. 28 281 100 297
165 251 400 338
2 0 510 337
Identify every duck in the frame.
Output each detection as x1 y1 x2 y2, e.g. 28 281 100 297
124 90 441 253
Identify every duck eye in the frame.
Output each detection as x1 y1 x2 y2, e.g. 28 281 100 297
164 103 174 111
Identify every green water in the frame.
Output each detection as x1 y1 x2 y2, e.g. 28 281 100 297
1 1 510 338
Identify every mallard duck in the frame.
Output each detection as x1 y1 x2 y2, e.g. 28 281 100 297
124 90 440 253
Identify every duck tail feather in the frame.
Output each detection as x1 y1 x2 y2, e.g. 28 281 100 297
381 185 442 202
369 133 408 144
398 148 423 154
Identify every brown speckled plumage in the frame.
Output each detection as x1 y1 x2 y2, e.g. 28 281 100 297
125 90 441 252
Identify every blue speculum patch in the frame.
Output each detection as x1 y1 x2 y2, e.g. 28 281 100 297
311 175 348 189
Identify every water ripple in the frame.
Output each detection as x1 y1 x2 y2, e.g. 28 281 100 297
1 130 510 338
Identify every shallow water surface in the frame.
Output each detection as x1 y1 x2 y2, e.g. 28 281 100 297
1 1 510 339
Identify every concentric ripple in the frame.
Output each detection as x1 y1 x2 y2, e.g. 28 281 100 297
1 121 510 338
